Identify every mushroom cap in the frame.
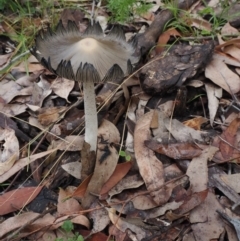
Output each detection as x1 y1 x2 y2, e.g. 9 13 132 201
31 21 138 82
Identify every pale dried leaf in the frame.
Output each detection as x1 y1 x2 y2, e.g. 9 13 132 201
0 79 22 103
134 110 166 205
164 118 204 142
205 83 222 125
132 195 157 210
187 146 218 192
0 53 12 71
89 202 110 233
52 135 84 151
71 215 90 229
98 119 120 144
0 127 19 175
221 22 239 36
0 148 57 182
51 77 74 102
145 201 184 219
224 45 240 62
190 192 225 241
0 212 40 238
61 161 82 179
220 173 240 193
57 188 81 215
81 143 119 207
31 82 52 107
108 174 144 198
190 16 212 31
38 106 67 126
107 208 149 240
205 54 240 94
0 103 27 116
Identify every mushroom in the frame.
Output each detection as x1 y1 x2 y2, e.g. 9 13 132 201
31 21 137 152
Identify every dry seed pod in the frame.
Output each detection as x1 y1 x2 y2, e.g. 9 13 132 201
31 21 138 151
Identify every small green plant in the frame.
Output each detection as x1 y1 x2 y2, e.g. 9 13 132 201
107 0 152 23
119 150 131 161
55 220 84 241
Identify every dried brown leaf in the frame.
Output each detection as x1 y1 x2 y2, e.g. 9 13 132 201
0 148 57 182
0 127 19 175
187 146 218 192
205 54 240 94
219 117 240 160
145 140 204 159
100 161 133 197
134 110 166 205
0 186 43 215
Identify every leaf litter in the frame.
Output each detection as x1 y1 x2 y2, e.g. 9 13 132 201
1 1 240 241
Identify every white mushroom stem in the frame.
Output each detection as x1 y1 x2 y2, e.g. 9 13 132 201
83 80 98 152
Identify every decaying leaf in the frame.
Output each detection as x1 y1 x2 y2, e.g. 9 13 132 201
0 186 43 215
187 146 218 192
0 149 57 182
0 127 19 175
205 82 222 125
190 192 225 241
183 116 208 130
134 110 166 205
100 161 133 198
61 161 81 179
51 77 75 102
81 142 119 208
205 53 240 94
57 188 81 215
107 208 151 240
145 140 204 159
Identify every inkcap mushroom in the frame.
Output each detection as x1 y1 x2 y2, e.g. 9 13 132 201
31 21 138 152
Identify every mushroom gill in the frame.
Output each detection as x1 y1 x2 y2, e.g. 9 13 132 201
31 20 138 152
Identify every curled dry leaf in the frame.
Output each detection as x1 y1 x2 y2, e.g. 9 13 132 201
156 28 181 54
107 174 144 199
61 161 82 179
0 212 40 238
163 118 204 142
190 192 225 241
183 116 208 130
100 161 133 198
52 135 84 151
57 188 81 215
169 189 209 220
187 146 218 192
0 148 57 183
97 119 121 144
205 53 240 94
221 22 239 36
134 110 166 205
37 106 68 126
81 142 119 208
0 127 19 175
89 202 110 234
0 103 27 116
145 140 204 159
205 82 222 125
107 208 150 240
219 117 240 160
51 77 75 102
0 79 22 104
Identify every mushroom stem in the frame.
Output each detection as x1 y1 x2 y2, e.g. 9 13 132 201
82 80 98 152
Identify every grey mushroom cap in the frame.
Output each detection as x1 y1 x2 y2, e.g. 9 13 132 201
31 21 138 82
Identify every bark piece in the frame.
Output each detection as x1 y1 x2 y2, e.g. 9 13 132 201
140 42 214 95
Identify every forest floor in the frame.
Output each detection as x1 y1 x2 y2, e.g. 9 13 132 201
0 0 240 241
